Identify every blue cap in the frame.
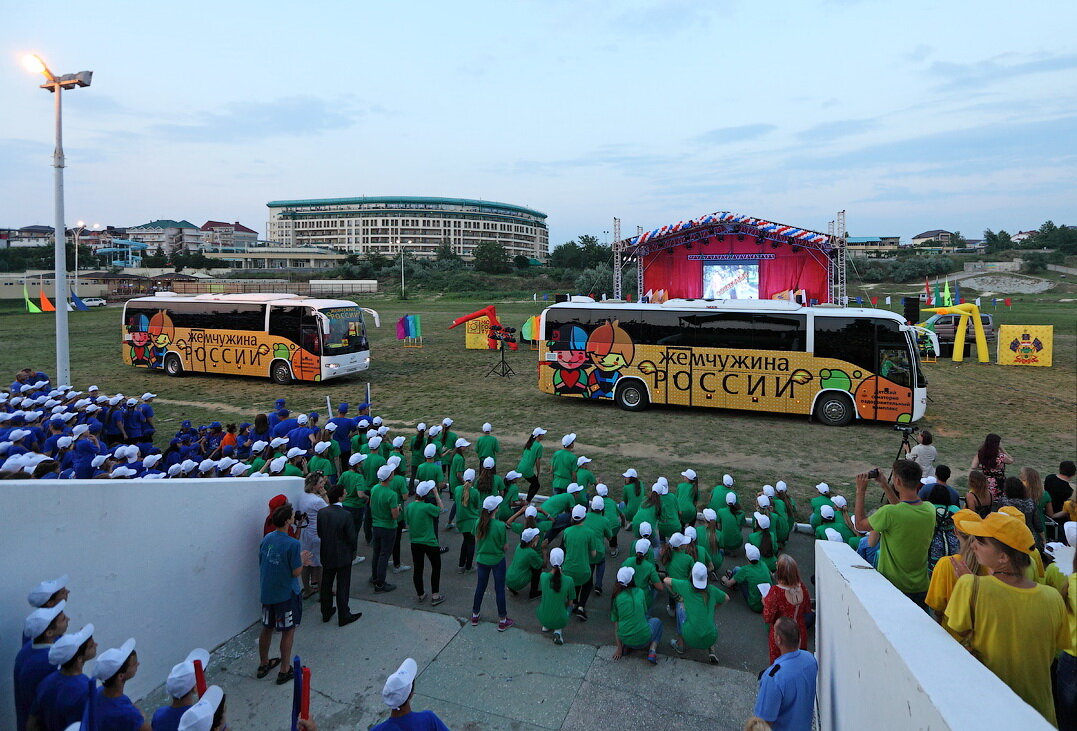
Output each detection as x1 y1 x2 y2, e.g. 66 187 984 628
308 412 318 421
275 398 286 408
222 445 235 456
239 422 251 429
181 420 192 428
278 409 289 417
210 421 222 429
338 403 349 413
89 422 102 434
49 419 64 430
356 401 372 411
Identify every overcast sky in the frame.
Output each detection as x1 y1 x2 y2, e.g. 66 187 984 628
3 0 1075 246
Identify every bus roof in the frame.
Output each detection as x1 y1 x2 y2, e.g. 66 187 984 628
125 292 361 310
543 298 908 323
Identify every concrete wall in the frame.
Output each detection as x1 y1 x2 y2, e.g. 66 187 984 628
1 475 303 729
814 541 1052 730
964 260 1021 272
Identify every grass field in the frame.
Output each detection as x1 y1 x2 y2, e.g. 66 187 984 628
1 279 1073 508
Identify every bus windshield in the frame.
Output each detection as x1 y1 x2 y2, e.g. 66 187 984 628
319 306 368 355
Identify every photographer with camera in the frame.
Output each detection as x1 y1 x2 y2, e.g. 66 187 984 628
902 428 937 478
853 460 936 608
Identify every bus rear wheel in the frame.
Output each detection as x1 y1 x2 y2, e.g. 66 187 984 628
614 381 649 412
164 354 183 377
270 361 293 385
814 393 854 426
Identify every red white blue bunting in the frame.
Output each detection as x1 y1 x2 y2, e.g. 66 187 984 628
630 211 830 247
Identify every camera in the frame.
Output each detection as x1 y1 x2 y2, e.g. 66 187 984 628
892 423 919 435
867 468 880 479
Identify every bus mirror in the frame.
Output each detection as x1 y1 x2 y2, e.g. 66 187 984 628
319 314 331 335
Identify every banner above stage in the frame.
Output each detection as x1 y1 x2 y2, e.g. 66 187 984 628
629 211 831 248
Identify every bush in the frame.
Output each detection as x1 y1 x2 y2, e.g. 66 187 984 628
851 255 958 283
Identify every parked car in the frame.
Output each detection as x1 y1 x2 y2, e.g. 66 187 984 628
82 297 107 307
920 312 995 348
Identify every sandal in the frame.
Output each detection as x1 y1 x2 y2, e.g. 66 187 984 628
276 666 295 685
647 650 658 665
256 657 281 679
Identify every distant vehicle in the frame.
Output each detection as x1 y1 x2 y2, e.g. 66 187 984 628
920 313 995 348
121 293 377 384
82 297 107 307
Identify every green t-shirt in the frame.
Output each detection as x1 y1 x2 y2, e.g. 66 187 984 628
542 492 576 518
771 499 791 540
389 449 407 472
475 519 507 566
506 544 544 590
362 454 386 490
250 456 267 473
632 504 659 539
658 493 682 539
390 475 408 523
576 467 596 491
415 461 442 485
307 454 335 479
339 469 368 509
550 449 577 490
561 523 600 585
815 520 856 543
715 507 744 550
475 434 500 462
669 579 727 649
601 496 621 533
747 530 779 573
869 501 936 593
404 501 440 547
610 586 652 647
536 571 575 631
516 441 543 478
732 561 772 612
409 434 427 458
453 485 480 533
676 481 698 523
449 453 467 490
664 550 694 581
810 495 836 527
621 556 660 592
369 483 400 529
623 481 643 521
583 512 613 563
284 464 304 477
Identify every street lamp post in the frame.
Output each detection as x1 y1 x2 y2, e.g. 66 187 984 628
23 54 92 386
72 221 99 295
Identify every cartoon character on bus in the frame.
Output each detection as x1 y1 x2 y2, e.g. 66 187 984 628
147 310 175 369
546 325 590 396
126 312 152 366
585 319 635 399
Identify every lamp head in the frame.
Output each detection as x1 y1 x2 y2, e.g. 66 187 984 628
22 54 47 75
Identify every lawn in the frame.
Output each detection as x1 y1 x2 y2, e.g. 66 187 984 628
1 283 1073 508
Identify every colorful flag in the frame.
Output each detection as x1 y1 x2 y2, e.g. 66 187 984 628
923 278 932 305
992 298 998 308
953 282 961 305
1004 297 1012 307
23 285 42 313
943 280 952 306
933 280 942 308
407 314 422 338
885 296 892 305
870 296 879 306
856 296 863 305
395 316 408 340
974 297 981 307
71 292 89 311
39 289 56 312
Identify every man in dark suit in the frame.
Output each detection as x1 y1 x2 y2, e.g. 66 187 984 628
317 485 362 627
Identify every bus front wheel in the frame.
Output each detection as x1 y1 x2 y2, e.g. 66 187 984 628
615 381 649 412
814 393 854 426
164 354 183 377
270 361 293 385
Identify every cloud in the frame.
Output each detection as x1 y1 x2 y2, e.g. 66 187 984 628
612 0 715 34
151 95 371 143
905 44 933 63
797 118 879 143
929 52 1077 91
695 124 776 145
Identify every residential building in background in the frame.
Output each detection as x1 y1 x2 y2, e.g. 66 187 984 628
845 235 901 256
126 219 203 253
910 229 954 247
201 243 344 269
200 220 259 248
266 195 549 261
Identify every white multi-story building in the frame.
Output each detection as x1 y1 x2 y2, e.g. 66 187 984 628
200 220 259 248
265 196 549 261
126 219 204 253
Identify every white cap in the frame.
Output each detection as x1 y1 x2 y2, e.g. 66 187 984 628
111 466 137 478
482 422 492 432
198 459 216 472
88 385 99 392
24 600 66 640
72 424 89 438
691 561 708 590
392 436 405 448
143 454 162 468
571 504 587 521
314 441 331 454
386 455 402 468
441 417 452 426
920 476 937 486
816 482 830 494
382 658 418 710
416 480 436 497
825 528 844 543
832 495 848 509
505 470 522 481
416 422 427 431
230 463 251 476
775 480 788 492
616 566 635 585
669 532 687 548
590 496 604 511
684 526 697 542
820 505 835 519
723 474 735 487
763 484 776 497
483 495 503 511
596 483 609 496
482 457 495 469
424 444 437 458
428 425 441 436
91 455 108 468
650 482 668 495
524 506 538 518
757 495 771 508
109 396 121 405
349 452 367 466
49 623 95 666
744 543 761 561
166 648 210 699
725 491 739 505
1066 522 1077 547
217 457 235 472
167 464 182 477
567 482 582 494
702 508 717 522
29 574 69 607
549 547 565 566
681 468 696 480
126 398 138 407
754 512 771 530
561 433 576 448
455 438 470 448
635 538 651 555
368 436 383 449
141 393 156 400
286 448 305 460
297 414 309 425
271 437 288 448
251 441 268 453
622 468 637 478
324 422 338 432
531 427 547 437
577 456 592 467
463 468 476 482
374 416 384 426
92 637 137 682
638 521 652 537
377 465 394 481
269 456 287 473
178 684 224 731
521 527 540 543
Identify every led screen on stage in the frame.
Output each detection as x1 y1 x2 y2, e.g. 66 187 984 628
703 262 759 299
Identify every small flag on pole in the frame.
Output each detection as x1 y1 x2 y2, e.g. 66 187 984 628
943 280 952 306
1004 297 1012 308
924 278 933 306
39 288 56 312
885 295 892 305
975 297 981 307
953 282 961 305
23 284 42 313
71 292 89 311
933 280 942 307
870 296 879 306
856 296 863 305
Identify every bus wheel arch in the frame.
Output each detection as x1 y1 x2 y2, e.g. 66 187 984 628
614 378 651 412
164 353 184 377
270 359 293 385
811 390 857 426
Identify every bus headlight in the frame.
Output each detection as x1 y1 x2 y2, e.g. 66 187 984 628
326 363 339 369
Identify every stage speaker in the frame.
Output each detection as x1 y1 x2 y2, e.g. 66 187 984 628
554 294 569 303
902 297 920 324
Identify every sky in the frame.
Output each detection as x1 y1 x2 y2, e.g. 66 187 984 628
3 0 1076 247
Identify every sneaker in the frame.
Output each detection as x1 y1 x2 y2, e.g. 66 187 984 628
374 583 397 593
670 639 685 655
553 631 564 645
497 618 515 632
352 555 366 565
471 614 480 627
457 566 466 574
392 564 412 574
574 607 588 622
593 586 603 596
708 651 719 664
608 547 618 557
447 522 456 530
431 594 446 606
647 650 658 665
665 604 675 618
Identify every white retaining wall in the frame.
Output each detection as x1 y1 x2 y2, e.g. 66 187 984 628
0 475 303 729
815 540 1052 729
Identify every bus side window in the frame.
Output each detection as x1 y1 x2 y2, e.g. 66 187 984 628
752 314 806 352
814 317 877 374
269 306 304 345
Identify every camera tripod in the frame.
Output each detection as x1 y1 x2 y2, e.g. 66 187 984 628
486 341 515 377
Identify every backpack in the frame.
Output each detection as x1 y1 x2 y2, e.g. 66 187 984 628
928 506 959 573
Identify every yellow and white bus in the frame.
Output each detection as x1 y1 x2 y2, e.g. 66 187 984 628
122 293 376 384
538 298 928 426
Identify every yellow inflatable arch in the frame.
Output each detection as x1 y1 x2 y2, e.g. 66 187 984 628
925 303 990 363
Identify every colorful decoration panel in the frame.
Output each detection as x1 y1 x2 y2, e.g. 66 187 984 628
998 325 1053 367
